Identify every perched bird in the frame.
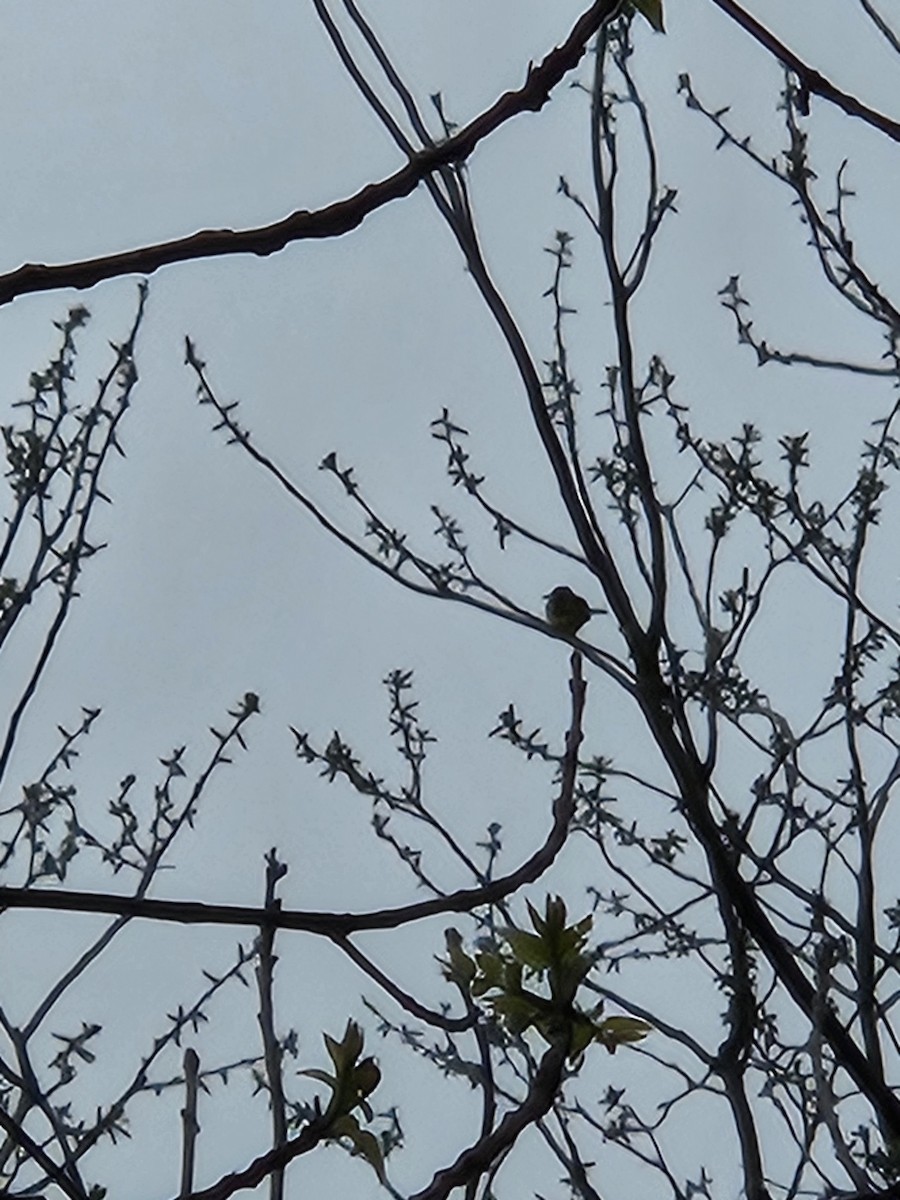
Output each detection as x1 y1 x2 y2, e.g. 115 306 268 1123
544 586 591 637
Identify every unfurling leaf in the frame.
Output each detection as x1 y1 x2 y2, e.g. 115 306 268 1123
441 927 477 987
629 0 665 32
595 1016 653 1053
330 1114 387 1184
301 1021 381 1124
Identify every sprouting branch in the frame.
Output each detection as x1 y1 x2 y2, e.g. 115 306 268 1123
0 656 587 939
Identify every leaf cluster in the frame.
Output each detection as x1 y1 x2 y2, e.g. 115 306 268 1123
443 897 651 1063
299 1020 386 1182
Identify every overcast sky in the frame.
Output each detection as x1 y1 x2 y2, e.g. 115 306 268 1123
1 2 898 1198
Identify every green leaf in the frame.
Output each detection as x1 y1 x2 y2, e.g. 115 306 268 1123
595 1016 653 1053
324 1022 361 1074
298 1067 336 1089
489 993 545 1035
330 1114 387 1184
304 1021 380 1123
630 0 665 32
526 897 549 937
505 929 553 972
568 1014 601 1062
473 949 517 994
352 1057 382 1115
441 928 477 986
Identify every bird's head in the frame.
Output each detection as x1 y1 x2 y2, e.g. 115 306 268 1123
544 586 591 637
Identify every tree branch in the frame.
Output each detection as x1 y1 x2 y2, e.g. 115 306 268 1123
407 1040 569 1200
0 0 623 308
0 657 585 934
708 0 900 140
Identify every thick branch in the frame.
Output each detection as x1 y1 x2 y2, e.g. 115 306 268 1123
407 1040 569 1200
709 0 900 141
174 1115 331 1200
0 0 623 308
645 702 900 1139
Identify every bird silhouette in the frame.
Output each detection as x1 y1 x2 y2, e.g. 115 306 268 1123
544 586 591 637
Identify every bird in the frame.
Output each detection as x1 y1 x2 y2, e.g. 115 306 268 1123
544 586 591 637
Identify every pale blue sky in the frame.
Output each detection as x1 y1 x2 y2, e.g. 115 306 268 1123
1 2 897 1197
